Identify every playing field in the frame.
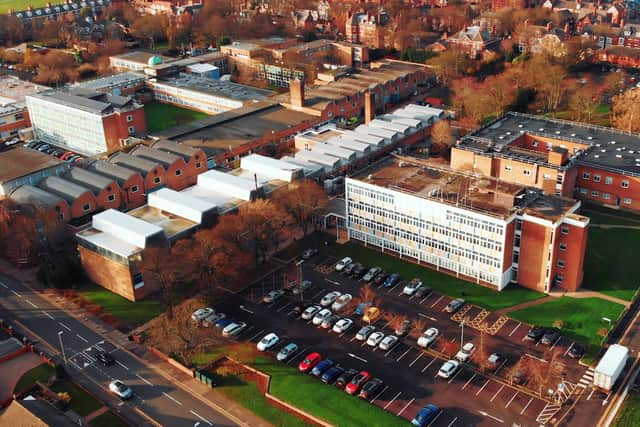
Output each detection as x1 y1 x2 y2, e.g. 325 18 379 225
0 0 57 14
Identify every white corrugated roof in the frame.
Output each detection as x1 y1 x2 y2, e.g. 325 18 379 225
370 118 410 134
342 130 384 146
595 344 629 377
148 188 217 224
240 154 302 183
280 156 324 174
294 150 341 168
80 231 140 258
92 209 163 248
187 63 219 73
310 143 357 161
383 114 422 128
197 169 256 201
326 136 371 154
354 125 398 141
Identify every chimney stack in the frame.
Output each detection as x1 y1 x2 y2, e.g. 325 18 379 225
364 91 374 124
290 78 305 108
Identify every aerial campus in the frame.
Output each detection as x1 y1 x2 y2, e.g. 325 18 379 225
1 1 640 427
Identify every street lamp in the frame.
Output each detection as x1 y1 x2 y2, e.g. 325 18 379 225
295 260 304 302
459 318 466 349
57 331 67 365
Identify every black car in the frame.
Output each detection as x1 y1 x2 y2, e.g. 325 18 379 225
343 262 358 275
526 326 546 342
302 248 319 259
567 344 585 359
395 319 411 337
335 368 358 388
352 263 367 278
373 271 388 285
415 286 432 299
321 365 345 384
541 328 561 345
96 352 115 366
359 377 384 399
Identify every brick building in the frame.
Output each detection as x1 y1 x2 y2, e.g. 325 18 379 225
0 147 71 197
447 25 501 58
37 176 98 220
345 12 385 48
85 160 147 210
0 76 47 143
108 152 167 193
9 185 71 223
63 168 123 211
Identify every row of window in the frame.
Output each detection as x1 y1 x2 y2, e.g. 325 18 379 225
504 165 531 176
582 172 630 188
578 188 633 204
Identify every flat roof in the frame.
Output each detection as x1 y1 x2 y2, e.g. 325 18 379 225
152 74 273 102
27 90 135 114
187 63 219 73
0 75 47 103
111 51 171 65
128 204 198 240
72 72 146 91
0 147 66 184
91 208 164 249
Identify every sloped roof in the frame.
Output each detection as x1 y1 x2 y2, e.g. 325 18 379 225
10 185 66 209
85 160 140 184
38 176 92 202
64 168 116 193
109 152 162 175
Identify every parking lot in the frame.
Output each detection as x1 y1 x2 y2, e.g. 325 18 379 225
208 252 595 426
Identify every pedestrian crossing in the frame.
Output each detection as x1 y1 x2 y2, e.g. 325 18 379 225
577 368 595 389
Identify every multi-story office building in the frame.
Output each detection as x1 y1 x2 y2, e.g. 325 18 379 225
0 76 47 142
345 157 589 293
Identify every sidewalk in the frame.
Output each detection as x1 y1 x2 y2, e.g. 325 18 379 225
548 289 631 308
494 295 556 316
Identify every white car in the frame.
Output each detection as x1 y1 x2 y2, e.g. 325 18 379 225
331 293 353 312
257 333 280 351
417 327 439 348
356 325 376 341
109 380 133 399
379 335 398 351
335 257 352 271
262 290 285 304
437 360 460 379
301 305 322 320
455 342 476 363
201 312 225 327
366 331 385 347
320 291 342 307
402 278 423 296
312 308 333 326
191 307 214 322
222 322 247 338
277 343 298 361
332 318 354 333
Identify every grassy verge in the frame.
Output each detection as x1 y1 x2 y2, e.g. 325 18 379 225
13 363 56 393
144 101 209 133
90 410 130 427
612 391 640 427
582 204 640 226
582 228 640 301
509 296 625 347
332 242 545 311
51 381 103 417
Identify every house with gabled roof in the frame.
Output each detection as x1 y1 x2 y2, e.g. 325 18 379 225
447 25 501 58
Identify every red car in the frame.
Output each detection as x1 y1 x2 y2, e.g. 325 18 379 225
345 371 371 395
298 352 322 373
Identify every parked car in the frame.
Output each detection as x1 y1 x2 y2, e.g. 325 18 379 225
262 290 285 304
96 352 115 366
541 328 561 345
51 148 65 157
437 360 460 379
60 152 75 161
511 369 527 385
343 261 357 275
298 352 322 373
257 333 280 351
354 302 369 317
415 286 432 299
321 314 340 329
567 344 586 359
331 293 352 312
191 307 214 322
320 291 342 307
417 328 439 348
36 144 50 152
395 319 411 337
359 377 384 399
455 342 476 363
383 273 401 288
526 326 546 342
345 371 371 395
301 248 318 259
292 280 313 295
356 325 376 341
351 263 367 278
277 343 298 361
445 298 465 314
411 404 440 427
301 305 321 320
109 380 133 400
362 267 382 282
487 353 504 371
335 368 358 388
366 331 385 347
215 318 233 329
362 306 381 324
335 257 352 272
202 312 225 327
332 318 354 334
403 278 423 296
312 308 333 326
373 271 388 286
222 322 247 338
321 365 345 384
311 359 334 377
379 335 398 351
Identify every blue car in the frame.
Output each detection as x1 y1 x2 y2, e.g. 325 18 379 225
321 365 345 384
383 273 401 288
411 404 440 427
215 318 233 329
311 359 334 377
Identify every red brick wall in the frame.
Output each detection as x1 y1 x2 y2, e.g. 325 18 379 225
159 158 191 191
103 107 147 152
78 246 138 301
69 192 98 219
517 220 552 292
120 174 146 210
551 222 588 292
94 181 123 211
141 165 167 193
575 165 640 211
502 220 516 273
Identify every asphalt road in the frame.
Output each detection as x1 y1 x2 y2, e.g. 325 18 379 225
0 272 238 427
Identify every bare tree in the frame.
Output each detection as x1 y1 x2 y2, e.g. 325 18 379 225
611 89 640 132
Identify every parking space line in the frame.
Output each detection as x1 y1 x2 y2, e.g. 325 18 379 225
388 282 401 293
427 410 443 427
461 373 477 390
237 325 254 338
430 295 444 308
397 398 415 416
248 329 266 342
287 348 307 365
505 391 519 408
396 348 412 362
370 385 389 404
495 359 508 375
520 397 534 415
508 321 521 337
448 369 462 384
476 379 490 396
383 392 402 410
490 384 505 402
420 293 432 304
409 352 423 367
422 358 437 373
564 341 575 357
276 302 292 313
447 417 458 427
549 336 562 351
311 290 325 300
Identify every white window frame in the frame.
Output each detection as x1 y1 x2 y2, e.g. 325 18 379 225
557 260 565 268
582 172 590 180
622 180 629 188
561 226 569 235
624 198 632 204
593 175 601 182
559 243 567 251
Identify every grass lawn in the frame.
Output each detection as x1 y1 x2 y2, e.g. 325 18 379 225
582 228 640 301
78 284 163 330
0 0 51 13
51 381 103 417
332 242 545 311
582 204 640 226
144 101 209 133
13 363 56 393
90 410 130 427
509 296 625 347
613 391 640 427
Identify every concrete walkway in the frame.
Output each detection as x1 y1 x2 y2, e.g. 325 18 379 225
548 289 631 308
494 295 556 315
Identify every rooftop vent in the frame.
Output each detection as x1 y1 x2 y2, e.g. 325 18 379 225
518 124 524 128
520 130 525 133
594 155 600 158
506 131 511 135
601 149 606 152
630 151 635 154
556 131 561 135
616 148 622 151
611 140 617 144
596 143 601 147
539 128 544 131
616 154 622 159
499 136 504 140
587 136 593 140
571 133 576 137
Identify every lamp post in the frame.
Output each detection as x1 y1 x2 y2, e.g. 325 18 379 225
460 318 466 350
295 260 304 302
58 331 67 365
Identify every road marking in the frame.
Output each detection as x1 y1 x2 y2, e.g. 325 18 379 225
409 352 423 367
25 299 38 308
447 417 458 427
422 358 437 373
461 373 477 390
287 348 307 365
520 397 534 415
448 368 462 384
42 311 54 320
495 359 508 375
508 322 521 337
564 341 575 357
430 295 444 308
248 329 266 342
476 379 490 396
490 384 505 402
550 336 562 351
276 302 292 313
420 294 432 304
116 360 129 370
370 385 389 404
76 334 89 343
427 410 443 427
162 392 183 406
190 410 213 426
311 290 325 299
478 410 504 424
136 374 153 386
418 312 437 322
388 282 401 293
59 322 72 331
396 348 412 362
348 353 368 363
0 281 7 288
587 388 595 400
11 289 21 298
239 305 254 315
505 391 519 408
397 398 415 416
383 391 402 410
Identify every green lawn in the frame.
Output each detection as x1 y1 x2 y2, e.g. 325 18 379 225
509 296 625 347
613 391 640 427
13 363 56 393
0 0 52 13
582 204 640 226
90 410 130 427
51 381 103 417
582 228 640 301
144 101 209 133
332 242 545 311
78 284 163 330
